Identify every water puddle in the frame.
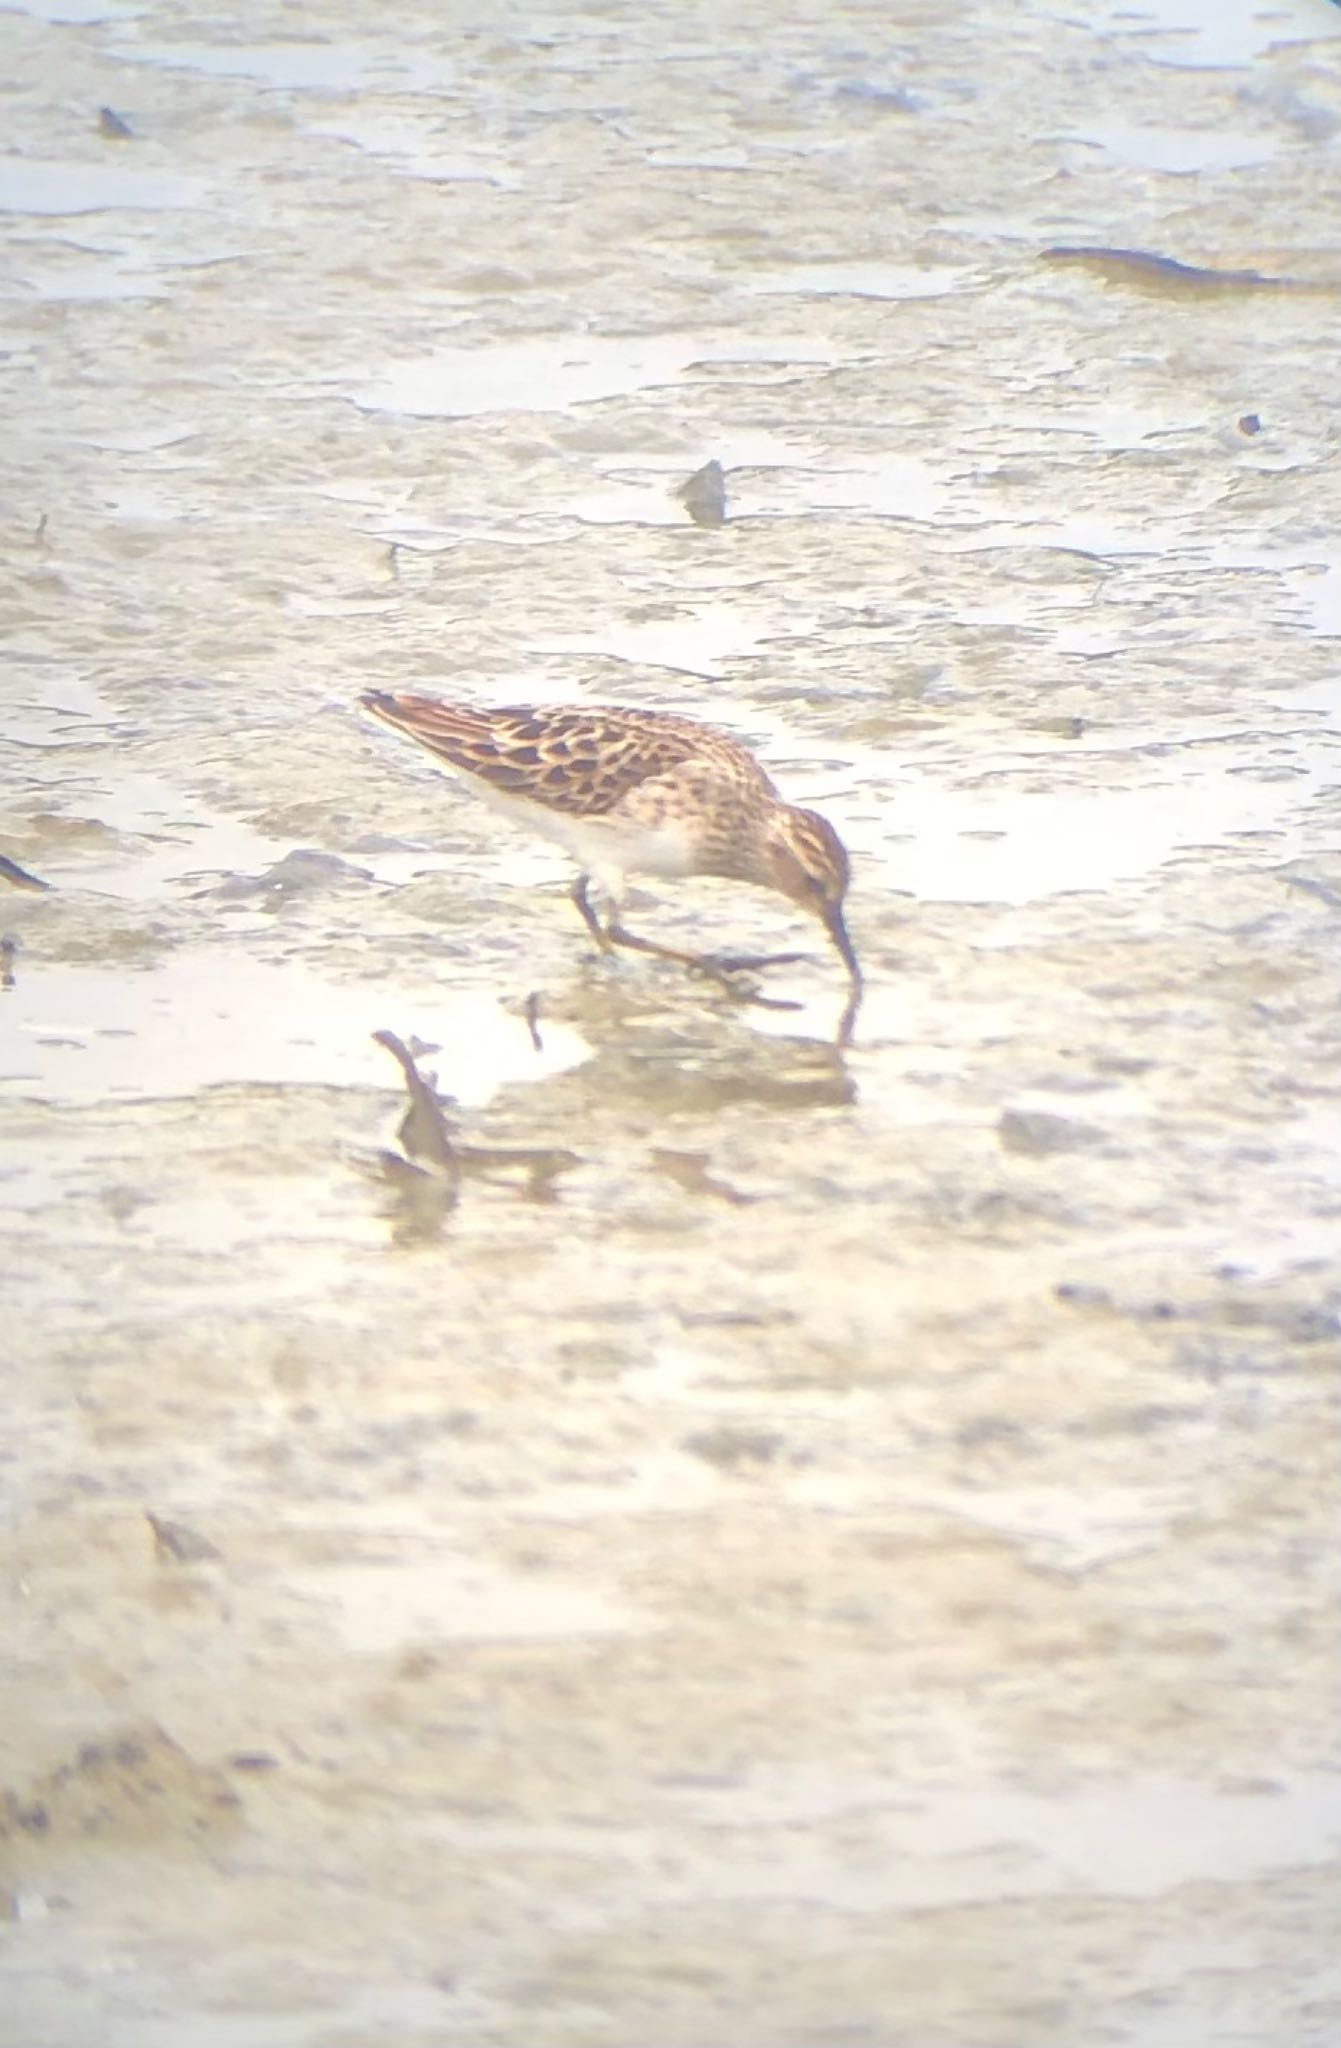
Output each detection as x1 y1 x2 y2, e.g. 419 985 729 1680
287 1555 647 1654
528 607 791 677
1211 1211 1341 1285
1048 0 1341 68
304 111 515 188
8 252 172 301
645 147 756 172
356 334 850 420
119 1984 490 2048
981 400 1200 449
0 953 588 1106
1068 122 1277 174
1211 547 1341 637
952 516 1189 559
517 1446 735 1522
1 0 141 21
8 670 299 892
9 241 250 305
864 751 1335 904
72 419 202 453
917 1474 1180 1571
7 781 293 902
111 38 452 95
0 161 205 217
795 454 955 523
682 429 824 472
674 1769 1341 1909
746 262 981 301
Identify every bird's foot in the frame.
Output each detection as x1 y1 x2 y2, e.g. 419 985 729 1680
703 949 810 975
601 924 805 1012
686 956 804 1012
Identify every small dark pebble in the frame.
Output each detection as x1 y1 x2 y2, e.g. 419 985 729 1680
1055 1281 1112 1309
1237 413 1262 436
1064 1402 1192 1439
652 1769 743 1790
682 1425 786 1468
834 79 925 113
208 848 373 903
98 106 135 140
1031 715 1087 739
956 1415 1028 1449
676 458 727 527
145 1511 223 1565
999 1109 1104 1156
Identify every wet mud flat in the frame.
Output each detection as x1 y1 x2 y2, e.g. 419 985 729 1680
2 0 1340 2043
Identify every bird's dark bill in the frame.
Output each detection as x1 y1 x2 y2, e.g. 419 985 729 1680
824 902 862 988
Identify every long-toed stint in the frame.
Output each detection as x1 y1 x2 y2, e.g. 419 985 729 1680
360 692 863 1039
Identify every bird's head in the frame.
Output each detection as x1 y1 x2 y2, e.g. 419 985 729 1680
768 807 861 988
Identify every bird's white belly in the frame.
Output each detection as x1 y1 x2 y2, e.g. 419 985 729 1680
448 768 696 884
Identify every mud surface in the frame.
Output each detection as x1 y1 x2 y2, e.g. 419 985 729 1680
2 1 1340 2043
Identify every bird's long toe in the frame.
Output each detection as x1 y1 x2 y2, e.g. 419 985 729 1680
707 949 810 973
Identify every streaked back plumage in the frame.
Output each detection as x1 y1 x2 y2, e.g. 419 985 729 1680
360 694 778 822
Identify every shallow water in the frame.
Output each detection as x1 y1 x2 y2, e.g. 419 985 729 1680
2 0 1339 2043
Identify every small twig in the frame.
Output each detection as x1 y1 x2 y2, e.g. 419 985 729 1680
145 1511 222 1565
370 1028 579 1225
372 1029 458 1175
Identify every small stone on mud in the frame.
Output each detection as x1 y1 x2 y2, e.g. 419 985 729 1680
999 1109 1105 1155
146 1512 223 1565
682 1425 787 1468
1055 1281 1112 1309
676 458 727 527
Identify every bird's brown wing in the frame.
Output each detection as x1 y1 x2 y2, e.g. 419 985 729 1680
360 693 767 818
